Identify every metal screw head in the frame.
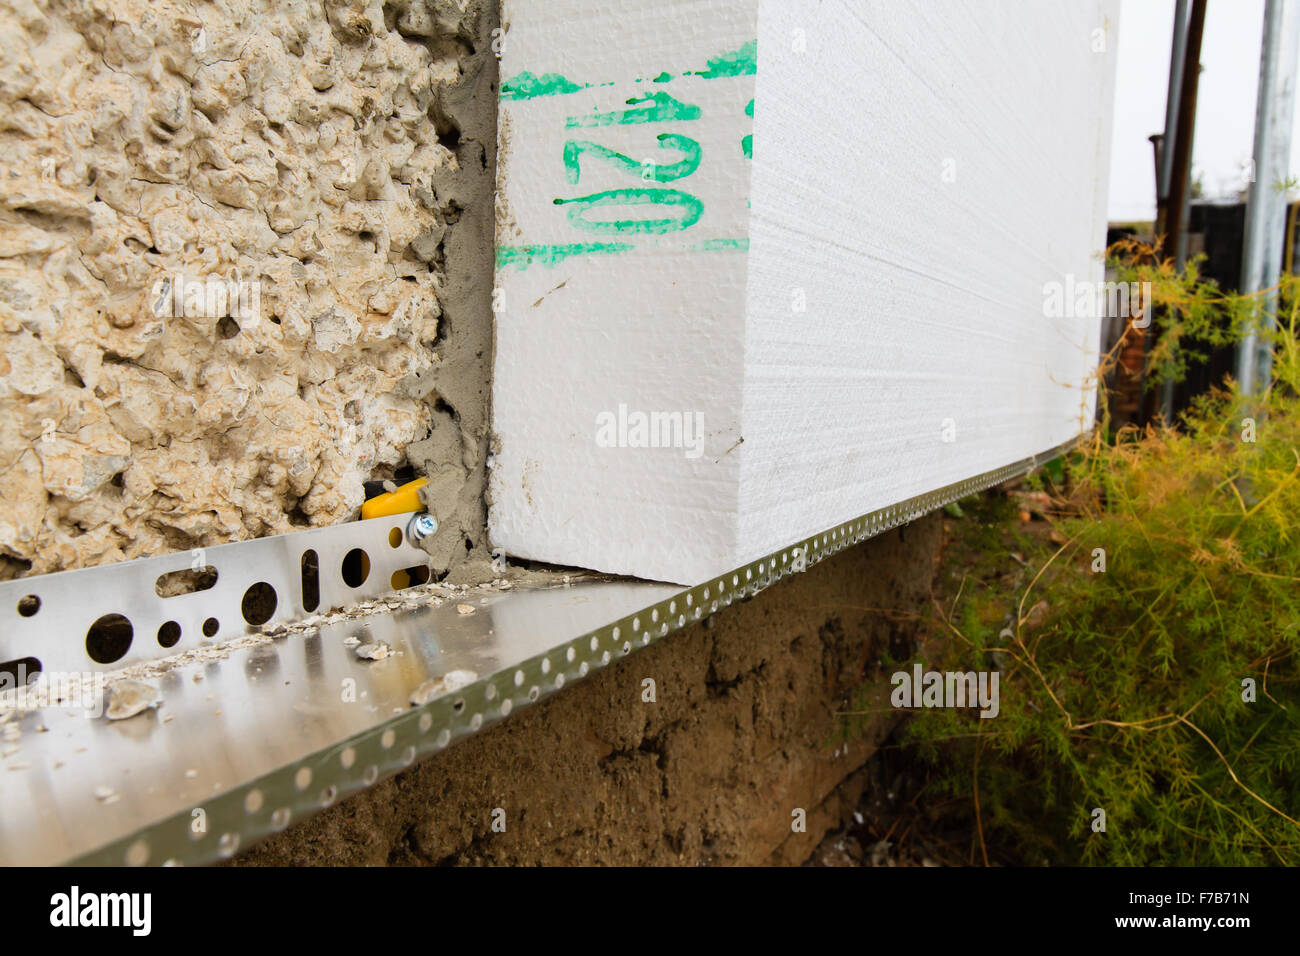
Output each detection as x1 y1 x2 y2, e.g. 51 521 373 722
407 513 437 544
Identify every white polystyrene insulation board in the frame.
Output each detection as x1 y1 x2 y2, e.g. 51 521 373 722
490 0 1118 585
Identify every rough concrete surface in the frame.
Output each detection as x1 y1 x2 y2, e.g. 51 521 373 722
0 0 499 579
234 514 942 866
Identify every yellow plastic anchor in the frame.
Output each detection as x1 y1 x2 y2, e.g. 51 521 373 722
361 477 428 520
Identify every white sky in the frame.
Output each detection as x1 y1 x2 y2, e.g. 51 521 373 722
1108 0 1292 222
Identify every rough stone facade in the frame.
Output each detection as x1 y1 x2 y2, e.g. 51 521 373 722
0 0 498 579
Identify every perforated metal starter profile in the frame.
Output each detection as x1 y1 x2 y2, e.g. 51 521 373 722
0 440 1076 866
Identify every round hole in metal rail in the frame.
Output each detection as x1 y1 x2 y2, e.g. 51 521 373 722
17 594 39 617
241 582 277 626
1 656 40 688
86 613 133 664
157 620 181 648
341 548 370 588
202 617 219 638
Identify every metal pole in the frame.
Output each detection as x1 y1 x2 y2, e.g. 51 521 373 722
1159 0 1190 421
1146 2 1188 425
1158 0 1190 209
1238 0 1300 395
1149 0 1206 424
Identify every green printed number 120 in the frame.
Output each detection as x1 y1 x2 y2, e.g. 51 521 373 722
554 92 705 236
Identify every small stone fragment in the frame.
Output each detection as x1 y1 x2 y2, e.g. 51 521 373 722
104 680 161 721
456 604 475 615
355 641 392 661
409 669 478 706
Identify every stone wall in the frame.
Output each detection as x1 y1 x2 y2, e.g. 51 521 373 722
0 0 498 579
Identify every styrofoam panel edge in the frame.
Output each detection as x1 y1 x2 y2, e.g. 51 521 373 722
489 1 1119 585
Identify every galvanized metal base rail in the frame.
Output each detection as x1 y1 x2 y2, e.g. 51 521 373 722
0 441 1076 866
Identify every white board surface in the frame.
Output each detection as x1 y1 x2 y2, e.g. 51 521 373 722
491 0 1119 585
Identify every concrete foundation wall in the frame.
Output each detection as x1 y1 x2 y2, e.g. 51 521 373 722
235 514 941 866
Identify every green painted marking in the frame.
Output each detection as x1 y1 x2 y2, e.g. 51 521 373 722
564 133 702 185
502 39 755 103
496 242 633 270
686 238 749 252
565 91 701 128
742 99 755 158
500 71 588 100
553 187 704 235
691 40 757 78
